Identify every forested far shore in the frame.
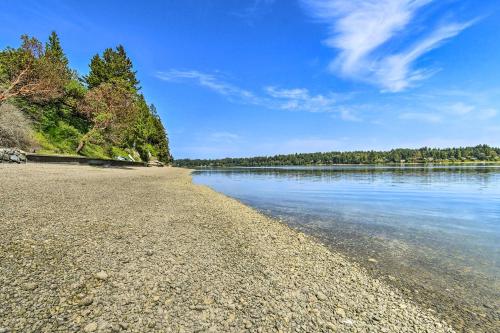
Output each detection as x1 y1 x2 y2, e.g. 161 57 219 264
174 145 500 167
0 32 172 163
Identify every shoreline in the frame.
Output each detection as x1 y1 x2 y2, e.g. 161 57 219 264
1 164 454 332
271 218 499 333
190 168 499 332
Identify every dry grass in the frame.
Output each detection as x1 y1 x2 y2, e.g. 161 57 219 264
0 103 34 149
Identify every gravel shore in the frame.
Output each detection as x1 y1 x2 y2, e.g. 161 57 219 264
0 164 454 332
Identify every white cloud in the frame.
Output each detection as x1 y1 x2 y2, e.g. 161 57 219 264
210 132 240 141
376 21 473 91
301 0 474 92
281 138 342 152
479 108 497 120
448 102 475 115
157 70 352 117
339 108 362 122
437 101 497 120
399 112 441 123
232 0 275 21
264 86 337 113
253 137 344 155
156 70 258 101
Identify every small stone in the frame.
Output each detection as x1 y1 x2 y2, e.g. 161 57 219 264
190 305 208 311
368 258 378 263
24 282 37 291
316 291 327 301
145 250 154 256
79 296 93 306
0 327 10 333
83 322 97 332
340 319 353 326
325 322 336 331
95 271 108 281
245 322 252 329
335 307 346 317
119 322 128 330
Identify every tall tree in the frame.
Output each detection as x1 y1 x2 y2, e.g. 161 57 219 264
84 45 140 91
45 31 69 67
149 104 172 163
76 82 137 154
0 35 69 104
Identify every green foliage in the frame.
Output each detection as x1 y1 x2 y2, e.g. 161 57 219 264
34 121 81 154
0 32 172 163
45 31 69 70
80 142 109 159
174 145 500 167
0 34 70 103
123 98 172 163
84 45 140 91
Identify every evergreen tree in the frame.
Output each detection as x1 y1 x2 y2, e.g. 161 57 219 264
85 45 140 91
0 34 69 104
149 104 172 163
45 31 68 67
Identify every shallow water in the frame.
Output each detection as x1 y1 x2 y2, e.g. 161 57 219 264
193 165 500 332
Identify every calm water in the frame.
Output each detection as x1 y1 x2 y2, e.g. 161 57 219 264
193 165 500 331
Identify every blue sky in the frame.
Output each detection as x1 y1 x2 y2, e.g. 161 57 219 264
1 0 499 158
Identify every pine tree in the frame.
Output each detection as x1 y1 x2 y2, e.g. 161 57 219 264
45 31 68 67
85 54 106 89
85 45 140 91
150 104 172 163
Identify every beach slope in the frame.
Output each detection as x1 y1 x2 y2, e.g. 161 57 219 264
0 164 452 332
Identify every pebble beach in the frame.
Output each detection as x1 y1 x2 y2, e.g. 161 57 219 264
0 164 454 332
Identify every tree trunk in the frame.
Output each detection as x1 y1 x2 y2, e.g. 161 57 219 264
76 139 85 154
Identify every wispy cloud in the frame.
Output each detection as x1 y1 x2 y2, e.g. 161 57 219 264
441 102 497 119
210 132 240 141
231 0 275 22
399 112 441 123
478 108 497 120
264 86 337 113
301 0 475 92
156 70 258 101
339 107 362 122
157 70 353 117
447 102 475 115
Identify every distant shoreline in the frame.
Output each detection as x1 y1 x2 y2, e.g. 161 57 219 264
182 161 500 169
174 145 500 168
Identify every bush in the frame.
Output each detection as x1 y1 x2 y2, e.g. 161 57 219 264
0 103 34 149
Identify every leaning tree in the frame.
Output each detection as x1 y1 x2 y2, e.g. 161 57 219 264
76 82 138 154
0 35 69 105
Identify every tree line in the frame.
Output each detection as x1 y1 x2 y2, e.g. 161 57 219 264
174 145 500 167
0 32 172 163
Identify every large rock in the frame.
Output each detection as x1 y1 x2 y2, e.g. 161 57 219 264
147 160 165 167
0 148 27 164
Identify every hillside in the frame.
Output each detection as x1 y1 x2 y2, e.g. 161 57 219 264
0 32 172 163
